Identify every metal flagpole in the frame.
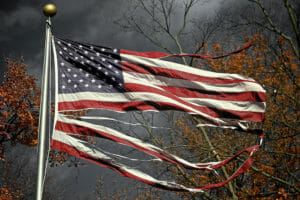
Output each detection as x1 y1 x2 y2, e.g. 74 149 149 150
36 4 56 200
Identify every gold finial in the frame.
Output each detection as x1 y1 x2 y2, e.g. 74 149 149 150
43 4 57 17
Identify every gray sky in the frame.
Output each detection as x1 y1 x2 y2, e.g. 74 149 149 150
0 0 225 78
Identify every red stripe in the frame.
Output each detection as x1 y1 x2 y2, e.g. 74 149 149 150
51 137 257 191
55 120 188 168
55 120 259 171
201 157 254 190
159 86 266 102
54 120 261 170
122 62 258 85
120 43 254 59
51 139 158 187
120 49 170 58
172 43 255 59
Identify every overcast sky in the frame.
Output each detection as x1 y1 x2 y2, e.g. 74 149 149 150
1 0 226 199
0 0 225 77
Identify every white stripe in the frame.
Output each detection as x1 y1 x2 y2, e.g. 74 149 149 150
184 98 266 113
121 53 258 82
124 71 265 93
56 114 222 168
52 130 204 192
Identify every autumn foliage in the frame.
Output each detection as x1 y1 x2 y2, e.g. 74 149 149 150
169 33 299 199
0 59 40 160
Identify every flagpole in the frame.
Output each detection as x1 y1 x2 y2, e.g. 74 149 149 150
36 4 56 200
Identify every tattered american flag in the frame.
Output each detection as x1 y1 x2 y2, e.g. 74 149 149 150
51 37 266 192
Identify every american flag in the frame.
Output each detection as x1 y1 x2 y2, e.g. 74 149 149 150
51 37 266 192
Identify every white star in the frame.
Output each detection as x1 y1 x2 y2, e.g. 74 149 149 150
80 56 84 59
98 85 102 88
90 56 94 60
84 51 88 55
96 52 100 56
113 49 117 53
60 62 65 66
67 79 71 83
91 79 96 83
62 74 65 78
85 73 89 77
75 57 78 60
57 41 61 44
85 84 89 87
101 58 106 62
90 46 94 50
67 68 71 72
74 84 78 88
69 52 73 56
109 85 113 88
68 43 71 47
81 61 84 65
104 71 108 75
111 77 116 81
114 60 118 63
97 66 102 70
59 51 63 55
73 74 77 78
118 83 123 86
62 85 65 89
108 64 112 69
86 60 90 63
115 71 119 74
101 48 105 51
63 47 67 51
79 79 83 83
79 68 83 72
79 45 83 49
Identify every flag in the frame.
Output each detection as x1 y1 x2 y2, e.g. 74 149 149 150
51 36 266 192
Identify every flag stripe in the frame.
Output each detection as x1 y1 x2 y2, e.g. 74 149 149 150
120 43 254 60
120 53 260 82
55 116 223 169
54 115 260 171
122 61 258 85
51 132 205 192
51 130 256 192
120 49 170 59
124 72 265 93
58 100 264 122
58 87 265 122
124 83 266 113
155 86 266 102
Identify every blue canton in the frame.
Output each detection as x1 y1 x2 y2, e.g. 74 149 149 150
55 38 125 94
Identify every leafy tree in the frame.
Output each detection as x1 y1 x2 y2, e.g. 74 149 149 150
0 58 40 161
